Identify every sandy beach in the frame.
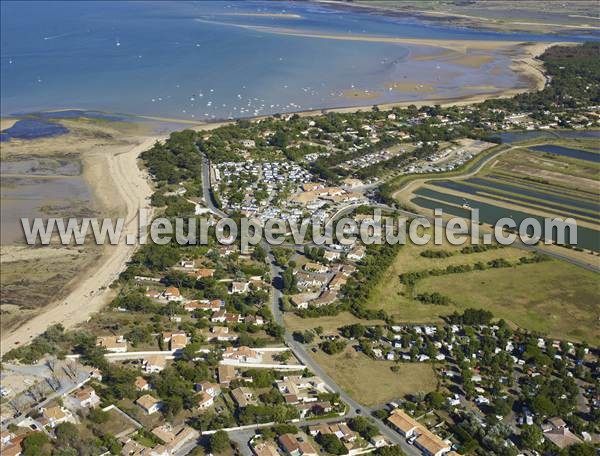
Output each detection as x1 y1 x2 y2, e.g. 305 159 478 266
0 136 158 355
194 18 525 53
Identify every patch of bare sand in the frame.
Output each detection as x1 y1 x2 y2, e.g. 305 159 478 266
223 12 302 19
462 84 500 91
194 18 524 52
1 118 17 130
450 54 495 68
0 134 159 354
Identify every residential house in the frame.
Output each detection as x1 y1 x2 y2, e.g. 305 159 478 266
196 392 214 410
327 273 347 291
415 429 451 456
195 381 221 398
370 435 387 448
136 394 163 415
0 432 23 456
347 246 366 261
311 290 337 308
245 315 264 326
184 299 222 312
308 422 357 443
323 251 341 262
189 268 215 279
151 425 199 454
296 401 333 419
211 309 228 323
230 281 250 294
218 365 239 386
208 326 238 342
303 263 329 273
39 406 73 428
144 355 167 373
296 272 328 289
162 332 188 350
338 264 356 276
231 387 257 408
278 433 318 456
387 409 420 438
96 335 127 353
543 417 583 450
290 294 313 309
225 313 243 324
135 376 149 391
145 289 162 299
222 346 262 363
73 386 100 408
162 286 183 302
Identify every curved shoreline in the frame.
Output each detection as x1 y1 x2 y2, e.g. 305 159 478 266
0 137 158 355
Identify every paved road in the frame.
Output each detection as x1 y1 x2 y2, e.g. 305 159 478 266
264 244 421 456
201 152 228 218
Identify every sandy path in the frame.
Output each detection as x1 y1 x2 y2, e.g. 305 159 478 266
0 137 160 355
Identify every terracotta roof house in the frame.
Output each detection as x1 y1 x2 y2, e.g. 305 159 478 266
303 262 329 273
211 309 228 323
543 417 583 450
278 433 318 456
231 387 257 408
162 286 183 302
150 424 198 454
196 392 215 410
135 376 149 391
190 268 215 279
308 422 356 442
195 381 221 397
184 299 222 312
415 429 451 456
387 409 420 438
169 333 188 350
40 406 72 428
223 346 262 363
225 313 243 324
144 355 167 373
245 314 264 326
136 394 163 415
311 290 337 308
96 335 127 353
327 273 347 290
218 365 238 385
73 386 100 408
290 294 313 309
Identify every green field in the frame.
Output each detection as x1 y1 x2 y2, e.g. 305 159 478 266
415 260 600 344
311 347 437 406
365 239 600 345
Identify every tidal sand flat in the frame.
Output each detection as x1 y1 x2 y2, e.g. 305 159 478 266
0 114 155 342
1 1 587 120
